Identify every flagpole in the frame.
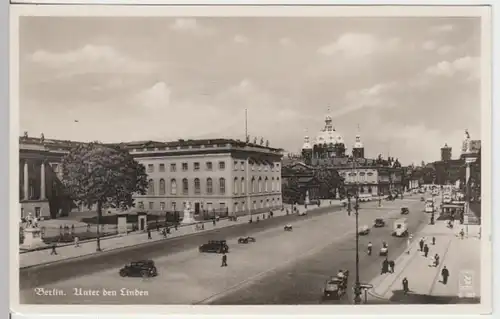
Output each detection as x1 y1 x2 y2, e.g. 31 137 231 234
245 109 251 221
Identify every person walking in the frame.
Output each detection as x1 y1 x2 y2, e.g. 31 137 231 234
419 238 424 251
432 236 436 245
221 253 228 267
381 258 389 274
434 254 440 267
441 266 450 284
423 244 429 257
74 236 80 248
147 228 152 240
460 229 465 240
402 277 409 294
50 243 58 255
389 260 395 273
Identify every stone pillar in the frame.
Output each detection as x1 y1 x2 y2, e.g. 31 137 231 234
23 160 29 200
117 213 128 234
40 161 46 200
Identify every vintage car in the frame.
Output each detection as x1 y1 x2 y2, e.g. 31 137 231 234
401 207 409 215
374 218 385 227
284 224 293 231
322 270 349 300
199 240 229 253
119 260 157 278
238 236 256 244
379 246 389 256
358 225 370 235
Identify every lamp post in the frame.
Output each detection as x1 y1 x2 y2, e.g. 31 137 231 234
350 156 362 304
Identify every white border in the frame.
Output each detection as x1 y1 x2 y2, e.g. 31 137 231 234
9 3 494 317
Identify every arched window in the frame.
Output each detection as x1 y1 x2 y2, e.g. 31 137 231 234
159 179 166 195
241 177 245 194
265 177 269 192
277 177 280 192
258 177 263 193
206 178 213 194
271 177 275 192
170 179 177 195
219 178 226 194
233 177 238 195
182 178 188 195
148 179 155 195
194 178 201 194
252 177 256 193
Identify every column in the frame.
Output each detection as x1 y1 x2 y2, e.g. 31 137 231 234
40 161 46 200
23 160 29 200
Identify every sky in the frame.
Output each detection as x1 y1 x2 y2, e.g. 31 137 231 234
19 16 482 165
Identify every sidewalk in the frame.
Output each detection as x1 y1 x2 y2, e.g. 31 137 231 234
367 220 481 304
19 201 342 268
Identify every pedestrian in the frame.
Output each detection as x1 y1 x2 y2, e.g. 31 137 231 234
432 236 436 245
175 223 178 231
434 254 440 267
389 260 395 273
423 244 429 257
221 253 228 267
213 219 216 226
402 277 409 294
441 266 450 284
50 243 57 255
147 229 152 240
162 228 167 238
156 224 160 232
460 229 465 240
71 224 75 234
419 238 424 251
74 236 80 248
381 258 389 274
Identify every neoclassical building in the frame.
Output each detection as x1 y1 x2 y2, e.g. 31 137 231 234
18 134 283 219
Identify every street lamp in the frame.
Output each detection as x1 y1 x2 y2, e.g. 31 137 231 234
351 156 362 305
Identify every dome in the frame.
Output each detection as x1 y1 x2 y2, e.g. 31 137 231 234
313 112 345 146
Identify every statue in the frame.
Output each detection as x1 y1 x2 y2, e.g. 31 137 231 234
245 135 250 143
463 129 471 153
265 140 269 147
181 201 196 224
40 133 45 144
260 137 264 146
23 131 28 139
253 137 257 144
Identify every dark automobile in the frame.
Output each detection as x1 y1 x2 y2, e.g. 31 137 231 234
119 260 157 278
322 271 349 300
401 207 409 215
199 240 229 253
284 224 293 231
374 218 385 227
238 236 256 244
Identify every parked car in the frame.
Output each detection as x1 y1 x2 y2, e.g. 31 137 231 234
379 246 388 256
284 224 293 231
238 236 256 244
119 260 157 278
199 240 229 253
322 271 349 300
358 225 370 235
401 207 409 215
374 218 385 227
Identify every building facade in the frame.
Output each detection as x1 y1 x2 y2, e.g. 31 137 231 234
18 135 283 219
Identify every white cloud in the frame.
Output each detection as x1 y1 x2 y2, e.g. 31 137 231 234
233 34 249 44
28 44 153 75
134 82 171 110
437 45 455 55
318 33 400 57
425 56 480 80
279 37 293 46
170 18 214 35
344 81 399 111
422 40 437 51
430 24 454 33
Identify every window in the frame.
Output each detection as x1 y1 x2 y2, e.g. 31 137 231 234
277 178 280 191
159 179 166 195
206 162 213 171
220 202 226 210
35 207 41 218
265 177 269 192
170 179 177 195
171 202 176 211
170 163 177 172
233 177 239 195
258 177 263 193
252 177 256 193
182 178 189 195
271 177 275 191
219 178 226 194
194 162 200 171
159 164 165 172
182 163 188 171
234 202 238 212
234 161 238 170
148 179 155 195
147 164 154 173
160 202 165 211
240 161 245 171
207 178 213 194
194 178 201 194
149 202 154 210
241 177 245 194
219 161 226 170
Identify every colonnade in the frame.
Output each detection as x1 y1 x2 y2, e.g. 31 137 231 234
21 160 46 201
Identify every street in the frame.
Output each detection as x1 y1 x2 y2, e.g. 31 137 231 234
21 196 429 304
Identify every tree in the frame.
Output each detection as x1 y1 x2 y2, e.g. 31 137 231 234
61 142 149 251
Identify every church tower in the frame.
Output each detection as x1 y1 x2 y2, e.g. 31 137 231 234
301 130 313 164
352 126 365 158
441 143 452 161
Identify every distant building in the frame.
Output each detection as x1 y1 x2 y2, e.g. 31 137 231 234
441 143 452 161
19 134 283 219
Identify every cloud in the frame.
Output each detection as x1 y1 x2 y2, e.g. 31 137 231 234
437 45 455 55
233 34 249 44
422 40 437 51
429 24 454 33
28 44 153 75
318 33 401 57
425 56 480 80
344 81 399 111
170 18 214 35
279 37 293 46
134 82 171 110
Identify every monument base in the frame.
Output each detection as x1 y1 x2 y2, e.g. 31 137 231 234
181 216 196 224
20 227 45 250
